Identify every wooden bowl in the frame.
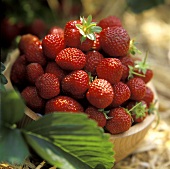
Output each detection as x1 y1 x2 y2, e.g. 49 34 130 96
4 49 159 162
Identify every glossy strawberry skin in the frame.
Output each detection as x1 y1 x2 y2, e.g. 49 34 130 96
105 107 132 134
21 86 45 113
97 15 122 29
84 50 104 76
142 86 154 107
109 82 131 108
92 33 101 51
85 106 106 127
126 77 146 101
26 63 44 84
55 48 86 71
100 27 130 57
45 61 66 82
42 34 65 60
62 70 89 99
35 73 60 99
45 96 84 114
96 58 123 84
86 79 114 109
48 26 64 38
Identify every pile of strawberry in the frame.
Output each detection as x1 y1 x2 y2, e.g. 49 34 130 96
10 15 155 134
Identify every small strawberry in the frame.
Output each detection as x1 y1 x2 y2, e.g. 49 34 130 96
45 61 66 82
61 70 89 99
48 26 64 38
126 101 148 123
55 47 86 71
25 40 47 66
109 82 131 108
96 58 123 84
21 86 45 113
84 50 104 76
86 79 114 109
26 63 44 84
126 77 146 101
91 33 101 51
42 33 65 60
100 26 130 57
105 107 132 134
97 15 122 29
85 106 106 127
35 73 60 99
142 86 154 107
45 96 84 114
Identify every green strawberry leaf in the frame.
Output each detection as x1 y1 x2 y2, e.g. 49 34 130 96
23 113 114 169
0 126 30 165
1 74 8 84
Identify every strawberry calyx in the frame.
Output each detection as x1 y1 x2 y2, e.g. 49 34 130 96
128 65 145 79
129 39 142 55
76 15 102 43
98 108 111 119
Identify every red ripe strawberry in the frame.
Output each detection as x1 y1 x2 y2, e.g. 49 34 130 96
126 77 146 101
10 55 27 85
85 106 106 127
84 50 104 76
45 61 66 82
55 47 86 71
86 79 114 109
100 26 130 57
42 34 65 60
97 15 122 29
26 63 44 84
18 34 39 54
134 69 153 83
48 26 64 38
105 107 132 134
96 58 123 84
126 101 148 123
142 86 154 107
45 96 84 114
92 33 101 51
35 73 60 99
21 86 45 113
25 40 47 66
62 70 89 99
109 82 131 108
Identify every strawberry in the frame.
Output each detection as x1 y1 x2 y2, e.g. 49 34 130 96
109 82 131 108
42 33 65 60
48 26 64 38
100 26 130 57
55 47 86 71
92 33 101 51
105 107 132 134
61 70 89 99
96 58 123 84
84 50 104 76
142 86 154 107
21 86 45 113
45 96 84 114
85 106 106 127
45 61 66 82
26 63 44 84
18 34 39 54
97 15 122 29
86 79 114 109
25 40 47 66
35 73 60 99
126 101 148 123
126 77 146 101
10 55 27 85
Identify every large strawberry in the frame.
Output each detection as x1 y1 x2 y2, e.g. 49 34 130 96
105 107 132 134
35 73 60 99
85 106 106 127
45 96 84 114
96 58 123 84
142 86 154 107
55 47 86 71
64 15 102 51
100 26 130 57
62 70 89 99
126 77 146 101
42 33 65 60
86 79 114 109
84 50 104 76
